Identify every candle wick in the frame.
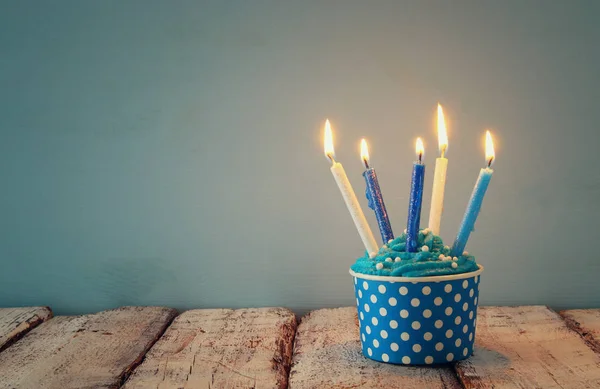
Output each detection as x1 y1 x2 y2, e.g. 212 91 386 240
327 153 336 165
418 153 422 164
487 156 493 168
440 146 446 159
363 157 370 170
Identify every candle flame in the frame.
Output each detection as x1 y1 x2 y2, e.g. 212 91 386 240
416 137 424 162
437 103 448 156
324 119 335 162
360 139 370 169
485 130 495 167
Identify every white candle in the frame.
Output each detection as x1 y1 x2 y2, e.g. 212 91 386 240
324 120 379 256
428 104 449 236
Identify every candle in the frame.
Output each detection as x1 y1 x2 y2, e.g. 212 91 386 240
324 120 379 256
406 138 425 252
360 139 394 244
428 103 449 236
451 130 496 256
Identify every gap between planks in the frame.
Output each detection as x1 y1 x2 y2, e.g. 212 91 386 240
0 307 53 353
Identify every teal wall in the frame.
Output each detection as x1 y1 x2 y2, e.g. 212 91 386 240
2 1 599 315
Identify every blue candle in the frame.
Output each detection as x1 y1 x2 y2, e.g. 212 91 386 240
360 139 394 243
451 130 495 256
406 138 425 252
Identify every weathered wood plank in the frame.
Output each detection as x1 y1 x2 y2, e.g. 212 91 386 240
0 306 177 389
0 307 52 352
288 307 461 389
123 307 297 389
455 306 600 388
560 309 600 355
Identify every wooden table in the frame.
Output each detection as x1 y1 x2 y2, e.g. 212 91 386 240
1 305 599 388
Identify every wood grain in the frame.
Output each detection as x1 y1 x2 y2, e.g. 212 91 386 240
0 306 177 389
288 307 461 389
560 309 600 355
123 307 297 389
0 307 52 352
454 306 600 389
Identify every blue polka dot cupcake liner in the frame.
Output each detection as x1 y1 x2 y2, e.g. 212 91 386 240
350 265 483 365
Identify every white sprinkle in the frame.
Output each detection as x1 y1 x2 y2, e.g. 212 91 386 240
421 246 430 252
446 256 453 261
452 257 459 261
404 228 407 233
422 228 430 234
451 262 458 269
444 245 450 250
463 251 469 256
385 257 393 263
369 252 377 258
376 263 384 270
394 257 401 262
382 245 387 249
388 239 394 244
438 254 445 260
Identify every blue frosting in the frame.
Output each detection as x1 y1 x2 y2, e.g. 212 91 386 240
350 229 479 277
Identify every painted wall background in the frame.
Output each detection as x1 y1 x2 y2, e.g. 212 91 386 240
1 0 599 315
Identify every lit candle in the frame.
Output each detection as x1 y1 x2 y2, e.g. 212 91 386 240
428 103 449 236
406 138 425 252
451 130 496 256
360 139 394 244
324 120 379 256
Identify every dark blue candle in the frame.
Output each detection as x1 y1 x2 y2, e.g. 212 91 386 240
406 138 425 252
361 139 394 243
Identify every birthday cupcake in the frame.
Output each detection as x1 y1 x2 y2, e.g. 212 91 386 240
349 229 483 365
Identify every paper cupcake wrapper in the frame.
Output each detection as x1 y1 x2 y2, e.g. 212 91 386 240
350 265 483 365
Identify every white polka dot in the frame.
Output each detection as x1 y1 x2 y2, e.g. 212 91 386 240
370 295 377 303
413 344 422 352
368 347 373 356
376 263 384 270
425 356 434 364
455 316 462 325
411 298 420 307
380 330 388 339
400 309 409 319
363 281 369 290
382 353 390 362
435 342 444 351
354 277 357 284
474 297 478 305
423 309 432 318
402 356 411 364
378 285 386 294
424 332 433 341
372 317 379 326
401 332 410 341
475 275 479 283
445 307 453 316
422 286 431 295
373 339 379 348
364 304 370 312
469 288 474 298
463 324 469 333
434 320 443 329
444 284 452 293
455 338 462 347
463 280 469 289
379 307 387 316
469 311 474 320
463 347 469 356
463 302 469 311
446 353 454 361
360 312 364 320
366 325 371 334
434 297 443 306
454 294 462 302
389 320 398 329
445 329 453 338
391 342 399 351
389 297 397 306
362 333 366 341
358 290 363 298
412 321 421 330
469 332 473 341
399 286 408 295
356 298 359 306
